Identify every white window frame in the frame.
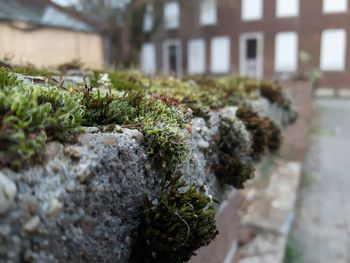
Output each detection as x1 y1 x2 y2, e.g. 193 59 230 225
241 0 263 21
274 32 299 72
143 4 154 32
239 32 264 79
323 0 348 14
276 0 300 18
199 0 218 25
141 43 157 75
188 39 206 74
164 1 180 29
210 36 231 74
320 29 347 71
162 39 183 75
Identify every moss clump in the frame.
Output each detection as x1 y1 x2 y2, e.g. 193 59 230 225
266 120 282 152
80 88 137 126
143 125 188 177
13 65 54 78
0 68 21 88
80 84 189 177
215 117 255 189
0 82 83 168
259 82 292 110
130 179 218 263
93 72 294 122
236 105 282 160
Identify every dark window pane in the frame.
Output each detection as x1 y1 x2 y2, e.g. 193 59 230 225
169 45 178 73
246 39 257 59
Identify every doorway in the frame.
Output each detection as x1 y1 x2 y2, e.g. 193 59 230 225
239 33 264 79
163 40 182 75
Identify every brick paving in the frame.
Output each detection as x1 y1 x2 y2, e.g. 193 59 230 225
292 98 350 263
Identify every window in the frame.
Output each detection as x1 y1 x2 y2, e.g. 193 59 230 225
163 40 182 75
275 32 298 72
246 39 257 59
241 0 263 21
164 2 180 29
276 0 299 17
323 0 348 13
188 39 206 74
239 32 264 79
211 37 231 73
141 43 156 75
143 4 154 32
320 29 347 71
200 0 218 25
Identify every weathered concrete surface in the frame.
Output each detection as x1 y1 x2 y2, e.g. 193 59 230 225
292 98 350 263
0 132 161 263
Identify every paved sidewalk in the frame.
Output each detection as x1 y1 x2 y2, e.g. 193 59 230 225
292 98 350 263
234 160 302 263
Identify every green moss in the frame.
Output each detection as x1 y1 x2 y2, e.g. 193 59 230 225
259 82 292 110
0 68 21 88
266 120 282 152
81 88 134 126
130 179 218 263
0 69 292 262
0 83 83 168
143 125 188 177
80 83 189 177
13 66 54 78
215 117 255 189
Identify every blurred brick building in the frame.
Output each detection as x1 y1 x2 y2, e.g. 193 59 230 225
140 0 350 91
0 0 108 69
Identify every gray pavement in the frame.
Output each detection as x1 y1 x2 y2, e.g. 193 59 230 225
292 98 350 263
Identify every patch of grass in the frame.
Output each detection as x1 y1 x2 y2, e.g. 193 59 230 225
301 170 316 187
313 127 336 137
284 239 302 263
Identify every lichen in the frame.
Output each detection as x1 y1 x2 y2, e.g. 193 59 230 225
130 178 218 263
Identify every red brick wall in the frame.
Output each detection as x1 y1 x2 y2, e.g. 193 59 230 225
280 80 314 161
147 0 350 89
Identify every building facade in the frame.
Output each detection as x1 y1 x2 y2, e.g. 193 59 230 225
140 0 350 90
0 0 108 69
